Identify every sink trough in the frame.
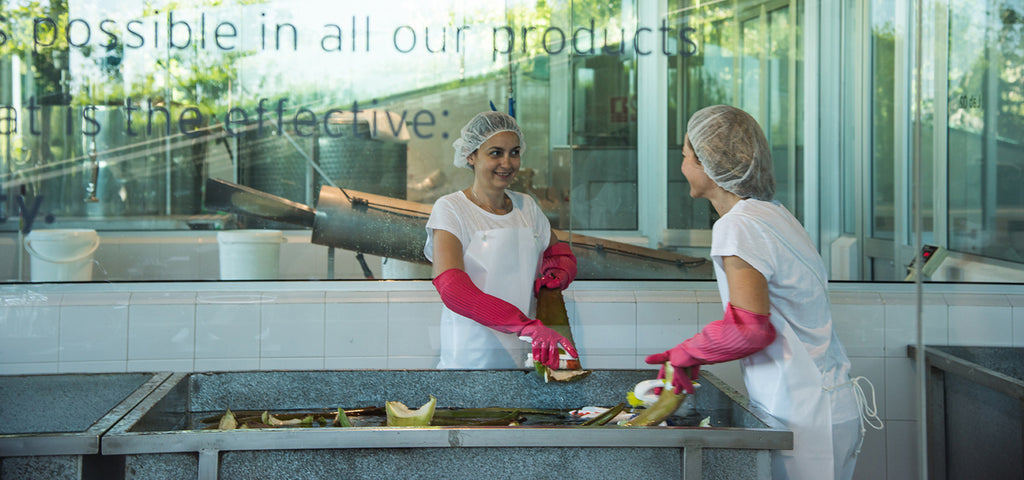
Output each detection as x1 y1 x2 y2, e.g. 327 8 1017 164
0 372 171 479
914 345 1024 480
103 369 790 479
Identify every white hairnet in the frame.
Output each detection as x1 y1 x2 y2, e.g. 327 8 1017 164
686 105 775 200
452 111 525 169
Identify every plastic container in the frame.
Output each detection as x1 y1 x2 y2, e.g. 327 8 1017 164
217 230 286 280
632 378 700 416
24 229 100 282
525 353 581 370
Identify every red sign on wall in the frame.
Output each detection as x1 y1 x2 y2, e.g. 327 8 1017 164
610 96 637 123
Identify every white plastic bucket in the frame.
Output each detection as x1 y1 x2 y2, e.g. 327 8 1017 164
24 229 100 282
217 230 286 280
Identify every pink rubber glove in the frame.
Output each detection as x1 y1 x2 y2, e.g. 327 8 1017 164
644 303 776 395
643 347 700 393
519 319 580 369
534 242 577 295
433 268 577 369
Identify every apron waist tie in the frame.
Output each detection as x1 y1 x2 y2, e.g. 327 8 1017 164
824 376 884 454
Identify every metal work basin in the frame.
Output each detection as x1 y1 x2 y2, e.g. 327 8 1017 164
915 346 1024 480
0 372 171 479
103 369 791 479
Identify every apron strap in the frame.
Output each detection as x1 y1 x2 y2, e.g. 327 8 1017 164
825 375 885 454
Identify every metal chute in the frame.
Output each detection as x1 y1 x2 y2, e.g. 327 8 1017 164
205 178 712 279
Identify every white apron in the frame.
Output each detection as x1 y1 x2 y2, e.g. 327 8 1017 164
436 210 543 369
741 319 836 480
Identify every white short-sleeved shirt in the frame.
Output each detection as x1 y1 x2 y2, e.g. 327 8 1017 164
424 190 551 260
710 199 851 384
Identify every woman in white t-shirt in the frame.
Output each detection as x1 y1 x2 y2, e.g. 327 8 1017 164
645 105 878 480
424 111 579 370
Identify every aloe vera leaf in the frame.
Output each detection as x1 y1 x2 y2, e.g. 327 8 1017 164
333 408 353 427
431 410 521 427
622 390 686 426
536 287 575 345
261 411 305 426
217 409 238 430
534 361 548 380
546 368 591 382
437 407 565 417
622 363 694 427
386 395 437 427
344 406 384 416
580 403 627 427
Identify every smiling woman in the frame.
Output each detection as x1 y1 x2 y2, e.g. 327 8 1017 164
424 111 579 371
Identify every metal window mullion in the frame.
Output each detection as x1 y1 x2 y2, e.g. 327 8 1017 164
893 0 913 278
786 3 798 224
856 0 872 276
804 0 824 252
932 0 949 248
983 13 1000 237
733 1 742 105
637 0 668 248
759 4 769 129
857 0 873 277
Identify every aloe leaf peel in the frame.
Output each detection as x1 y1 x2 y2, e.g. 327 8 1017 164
532 287 589 382
386 395 437 427
622 364 693 427
333 408 353 427
261 411 314 427
218 408 238 430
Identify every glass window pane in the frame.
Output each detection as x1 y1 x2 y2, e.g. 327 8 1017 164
768 6 801 216
740 16 762 117
947 0 1024 262
666 1 803 234
666 4 737 231
871 0 897 241
566 1 638 231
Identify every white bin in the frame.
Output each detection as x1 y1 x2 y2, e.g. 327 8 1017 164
24 229 100 282
217 230 286 280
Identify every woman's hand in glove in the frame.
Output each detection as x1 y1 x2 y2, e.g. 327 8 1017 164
644 347 700 395
534 270 571 292
519 320 579 370
533 242 577 294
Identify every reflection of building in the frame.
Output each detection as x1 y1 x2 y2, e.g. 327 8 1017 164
237 110 410 229
2 0 1022 283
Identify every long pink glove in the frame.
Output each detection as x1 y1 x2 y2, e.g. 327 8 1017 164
645 303 776 394
433 268 578 369
533 242 577 295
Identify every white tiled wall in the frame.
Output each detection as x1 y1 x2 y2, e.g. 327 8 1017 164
2 280 1023 480
3 231 388 282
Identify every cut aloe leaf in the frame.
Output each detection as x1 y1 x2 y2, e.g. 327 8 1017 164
622 389 686 426
333 408 353 427
218 408 237 430
622 363 690 427
580 403 627 427
386 395 437 427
